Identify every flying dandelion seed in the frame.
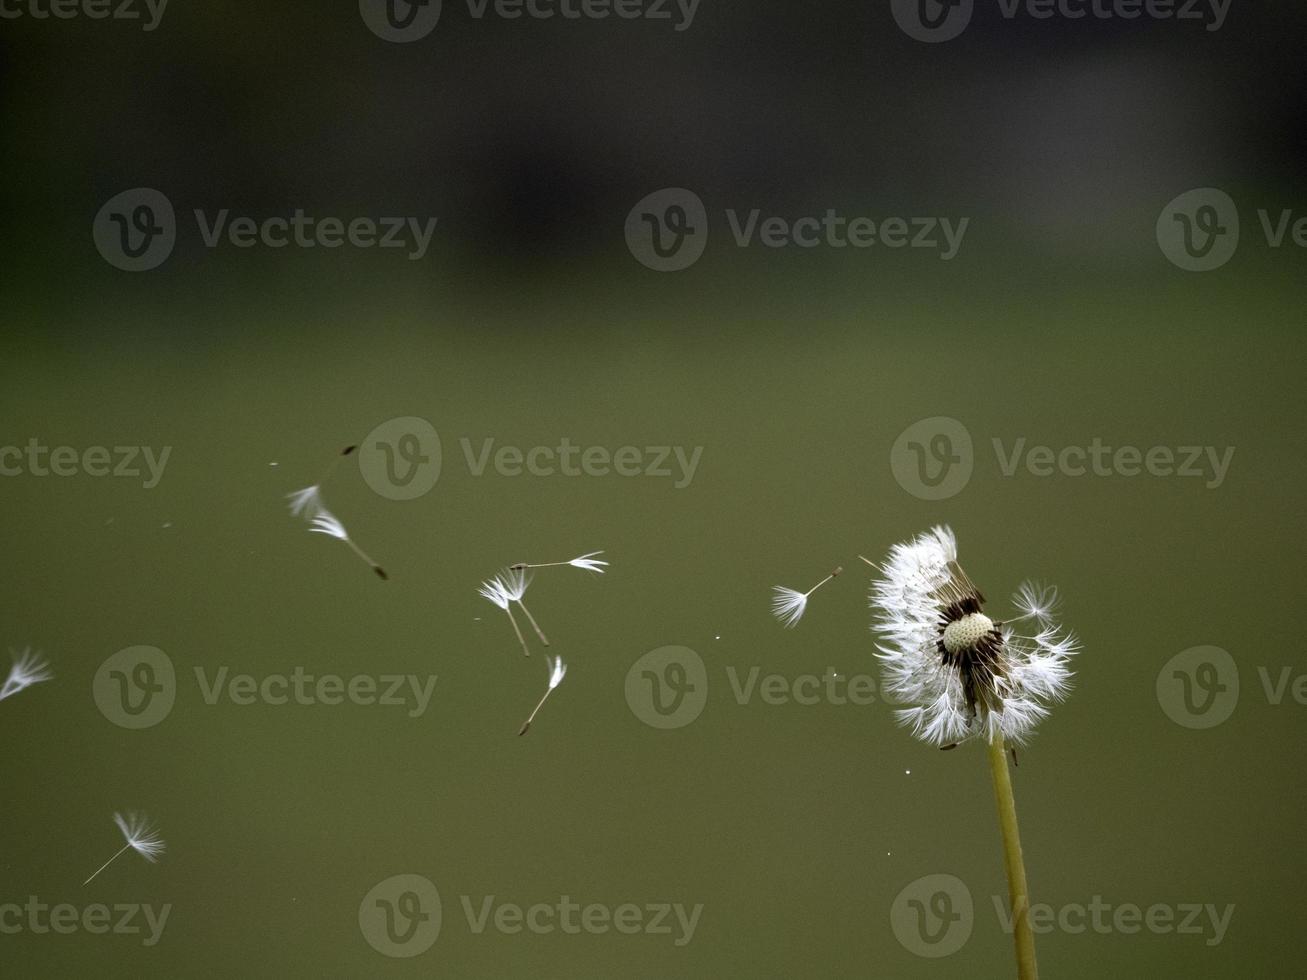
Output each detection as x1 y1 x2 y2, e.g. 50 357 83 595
518 654 568 736
286 447 387 580
498 567 549 647
307 509 388 580
770 566 843 628
479 575 531 657
867 525 1079 980
0 648 53 702
83 812 165 885
510 550 608 574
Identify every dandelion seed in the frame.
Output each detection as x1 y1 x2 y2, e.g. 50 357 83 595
498 567 549 647
518 654 568 736
287 448 386 581
83 812 165 885
0 648 53 702
770 566 843 628
510 550 608 574
479 575 531 657
305 508 388 580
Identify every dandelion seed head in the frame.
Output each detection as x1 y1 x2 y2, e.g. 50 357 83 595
1 648 54 701
499 567 531 602
771 586 808 628
286 485 323 519
870 525 1077 747
568 551 608 573
113 812 165 863
308 511 350 541
478 577 510 610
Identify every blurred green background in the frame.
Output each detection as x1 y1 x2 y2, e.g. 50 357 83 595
2 2 1306 978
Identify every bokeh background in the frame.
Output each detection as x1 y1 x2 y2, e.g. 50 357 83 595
2 2 1305 977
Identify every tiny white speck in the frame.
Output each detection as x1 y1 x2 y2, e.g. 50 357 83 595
715 635 721 640
162 522 173 529
269 461 279 467
905 769 911 775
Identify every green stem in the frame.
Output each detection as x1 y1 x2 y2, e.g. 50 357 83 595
987 732 1038 980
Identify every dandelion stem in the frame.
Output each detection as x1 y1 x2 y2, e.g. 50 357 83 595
987 732 1038 980
343 538 387 580
517 687 555 736
83 843 131 886
316 445 357 487
516 601 549 646
512 561 568 569
503 607 530 657
805 567 843 596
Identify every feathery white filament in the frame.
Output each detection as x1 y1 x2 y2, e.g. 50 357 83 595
547 654 568 689
567 551 608 573
0 648 53 702
770 587 808 628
